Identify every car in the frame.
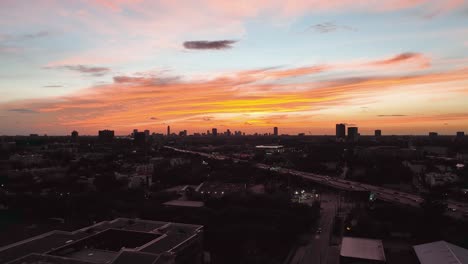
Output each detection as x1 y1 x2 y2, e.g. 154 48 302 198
316 228 322 234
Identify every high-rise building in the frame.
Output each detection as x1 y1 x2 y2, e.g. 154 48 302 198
429 132 438 138
347 127 359 142
133 129 138 137
212 128 218 136
456 131 465 137
336 123 346 139
144 130 150 137
375 130 382 137
98 130 114 142
226 129 231 136
167 126 170 136
274 127 278 136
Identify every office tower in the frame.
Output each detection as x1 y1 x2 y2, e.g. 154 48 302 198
375 130 382 137
226 129 231 136
144 130 150 137
336 123 346 138
133 129 138 137
212 128 218 136
274 127 278 136
167 126 170 136
98 130 114 142
347 127 359 142
456 131 465 137
429 132 438 138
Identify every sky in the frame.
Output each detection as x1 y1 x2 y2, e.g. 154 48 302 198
0 0 467 136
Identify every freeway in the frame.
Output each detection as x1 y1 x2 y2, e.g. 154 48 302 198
164 146 468 219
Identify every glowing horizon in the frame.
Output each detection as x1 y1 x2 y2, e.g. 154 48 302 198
1 0 467 135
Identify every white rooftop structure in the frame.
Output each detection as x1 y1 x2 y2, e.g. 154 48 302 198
413 240 468 264
340 237 386 262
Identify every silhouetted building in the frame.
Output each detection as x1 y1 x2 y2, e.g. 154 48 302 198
144 129 150 137
0 218 204 264
348 127 359 142
429 132 438 138
71 130 78 141
336 123 346 139
179 130 187 136
457 131 465 137
212 128 218 136
167 126 170 136
134 131 147 145
274 127 278 136
133 129 138 137
226 129 231 136
375 129 382 137
98 129 114 142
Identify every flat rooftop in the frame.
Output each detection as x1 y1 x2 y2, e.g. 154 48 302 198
413 240 468 264
340 237 386 262
0 218 203 264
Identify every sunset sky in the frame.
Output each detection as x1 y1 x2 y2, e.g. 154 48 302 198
1 0 467 135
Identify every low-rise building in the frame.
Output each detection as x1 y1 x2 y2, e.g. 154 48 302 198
0 218 203 264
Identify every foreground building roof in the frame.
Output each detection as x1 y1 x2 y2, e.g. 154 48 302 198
413 240 468 264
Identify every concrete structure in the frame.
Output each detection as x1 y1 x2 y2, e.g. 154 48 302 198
336 123 346 139
375 130 382 137
457 131 465 137
413 240 468 264
0 218 203 264
273 126 278 136
429 132 438 138
340 237 386 263
167 126 170 136
211 128 217 136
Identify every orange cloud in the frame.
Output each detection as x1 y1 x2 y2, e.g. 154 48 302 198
1 54 467 135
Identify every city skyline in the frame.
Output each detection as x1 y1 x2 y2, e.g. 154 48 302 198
1 0 468 135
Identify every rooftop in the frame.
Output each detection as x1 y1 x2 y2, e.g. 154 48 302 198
340 237 386 262
413 240 468 264
0 218 203 264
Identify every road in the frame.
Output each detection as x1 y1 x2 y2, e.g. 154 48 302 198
165 146 468 219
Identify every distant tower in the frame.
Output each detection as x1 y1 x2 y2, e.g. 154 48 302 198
167 126 170 136
347 127 359 142
273 127 278 136
133 129 138 137
429 132 438 138
375 130 382 137
144 130 150 137
71 130 78 141
336 123 346 139
212 128 218 136
456 131 465 137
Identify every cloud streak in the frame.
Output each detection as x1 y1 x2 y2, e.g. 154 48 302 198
183 40 237 50
46 65 110 77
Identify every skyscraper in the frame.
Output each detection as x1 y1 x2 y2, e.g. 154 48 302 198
212 128 218 136
336 123 346 139
347 127 358 142
375 130 382 137
456 131 465 137
167 126 170 136
273 127 278 136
